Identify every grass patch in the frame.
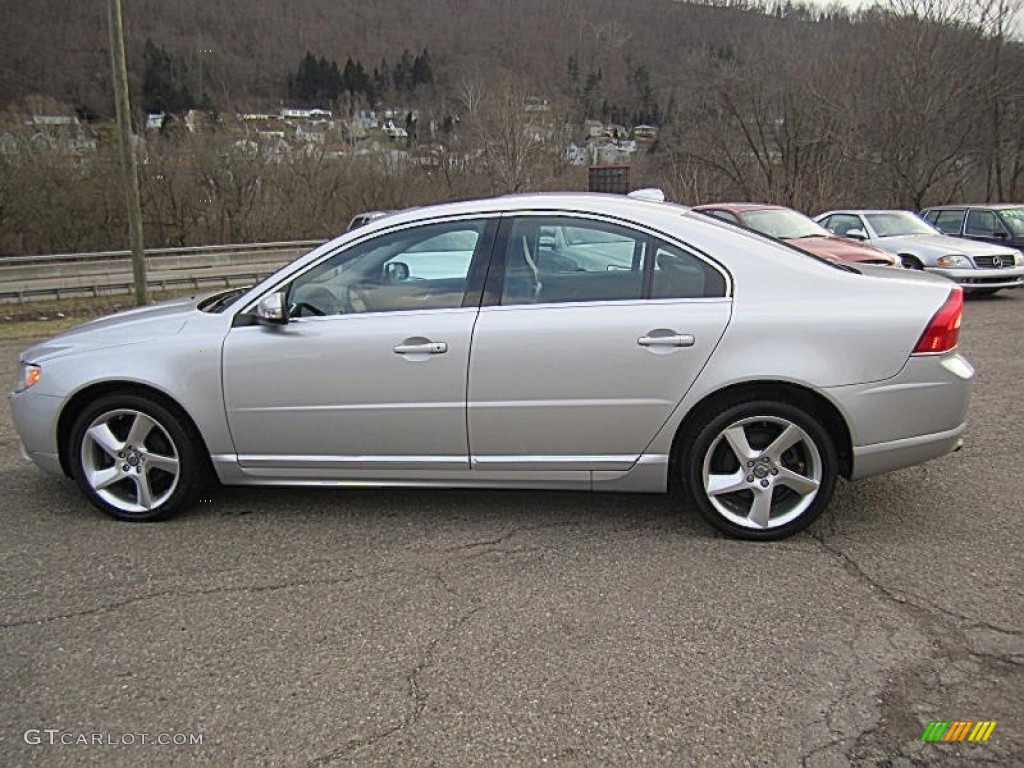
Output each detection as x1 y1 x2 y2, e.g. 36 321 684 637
0 289 200 339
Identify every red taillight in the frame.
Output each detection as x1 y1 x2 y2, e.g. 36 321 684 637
913 288 963 354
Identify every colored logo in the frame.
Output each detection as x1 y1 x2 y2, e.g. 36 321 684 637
920 721 997 742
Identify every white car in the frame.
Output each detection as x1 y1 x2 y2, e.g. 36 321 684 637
815 209 1024 294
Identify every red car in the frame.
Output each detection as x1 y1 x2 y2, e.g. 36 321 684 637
692 203 901 266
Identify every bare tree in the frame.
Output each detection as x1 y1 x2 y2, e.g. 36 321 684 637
462 79 572 194
456 71 487 117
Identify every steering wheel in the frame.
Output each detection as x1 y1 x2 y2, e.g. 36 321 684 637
291 301 326 316
290 287 341 317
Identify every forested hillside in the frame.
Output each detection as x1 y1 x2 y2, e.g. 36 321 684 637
2 0 782 113
2 0 1024 256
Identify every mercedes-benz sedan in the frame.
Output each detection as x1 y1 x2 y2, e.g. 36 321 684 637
10 193 974 540
815 208 1024 294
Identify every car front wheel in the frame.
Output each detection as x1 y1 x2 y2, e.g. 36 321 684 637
69 393 206 522
683 400 838 540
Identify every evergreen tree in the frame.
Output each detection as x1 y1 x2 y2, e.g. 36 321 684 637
142 39 194 115
393 49 415 94
567 53 580 89
374 57 391 97
411 49 433 89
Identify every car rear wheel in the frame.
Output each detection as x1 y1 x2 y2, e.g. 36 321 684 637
682 400 837 540
69 393 206 522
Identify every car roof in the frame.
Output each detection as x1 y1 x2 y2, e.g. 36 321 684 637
691 202 786 214
923 203 1024 210
354 192 693 231
818 209 915 216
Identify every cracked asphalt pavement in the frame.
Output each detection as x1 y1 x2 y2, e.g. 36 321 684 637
1 293 1021 767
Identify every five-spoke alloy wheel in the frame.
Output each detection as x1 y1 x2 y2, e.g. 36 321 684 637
683 400 838 540
70 394 205 521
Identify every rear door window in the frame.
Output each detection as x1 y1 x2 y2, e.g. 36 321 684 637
932 209 966 234
497 216 727 306
965 209 1005 237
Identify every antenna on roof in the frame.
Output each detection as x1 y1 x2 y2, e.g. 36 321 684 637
627 188 666 203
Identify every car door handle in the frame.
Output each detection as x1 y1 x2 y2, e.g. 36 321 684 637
393 341 448 354
638 334 695 347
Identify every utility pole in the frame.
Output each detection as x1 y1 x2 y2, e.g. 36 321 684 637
106 0 148 305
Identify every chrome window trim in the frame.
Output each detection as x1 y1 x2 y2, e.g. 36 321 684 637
495 209 734 298
234 212 502 316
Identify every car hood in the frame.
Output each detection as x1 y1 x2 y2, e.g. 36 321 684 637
785 235 897 264
20 293 201 363
875 233 1018 258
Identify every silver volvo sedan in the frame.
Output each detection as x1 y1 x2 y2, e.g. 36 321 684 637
10 193 974 540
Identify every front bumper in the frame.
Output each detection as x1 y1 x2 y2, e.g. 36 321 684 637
927 265 1024 290
9 388 65 476
825 352 974 480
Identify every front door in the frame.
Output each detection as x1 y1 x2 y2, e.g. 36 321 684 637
222 217 495 477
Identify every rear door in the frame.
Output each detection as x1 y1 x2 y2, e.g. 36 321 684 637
964 208 1011 247
467 214 732 472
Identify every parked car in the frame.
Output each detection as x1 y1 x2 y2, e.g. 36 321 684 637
920 203 1024 252
10 193 973 540
347 210 393 230
692 203 900 266
815 209 1024 294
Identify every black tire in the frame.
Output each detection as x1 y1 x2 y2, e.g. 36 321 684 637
900 255 923 270
967 288 1000 297
68 393 207 522
680 399 838 540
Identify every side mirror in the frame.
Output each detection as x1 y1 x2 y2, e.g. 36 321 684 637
383 261 409 282
256 291 288 325
993 231 1009 239
845 228 867 241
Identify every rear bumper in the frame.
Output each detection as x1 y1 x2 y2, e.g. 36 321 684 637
825 352 974 480
927 265 1024 290
851 424 964 479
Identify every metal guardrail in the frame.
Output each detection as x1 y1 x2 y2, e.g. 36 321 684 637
0 240 325 266
0 240 326 304
3 272 273 303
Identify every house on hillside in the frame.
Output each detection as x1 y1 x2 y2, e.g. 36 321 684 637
281 108 333 122
25 115 96 153
382 120 408 140
584 120 605 139
295 122 327 144
524 96 550 113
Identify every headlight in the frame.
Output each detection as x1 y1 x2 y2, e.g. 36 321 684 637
936 255 970 268
1014 251 1023 266
15 363 41 392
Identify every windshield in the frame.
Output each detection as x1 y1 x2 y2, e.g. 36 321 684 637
741 209 829 239
998 208 1024 236
864 212 937 237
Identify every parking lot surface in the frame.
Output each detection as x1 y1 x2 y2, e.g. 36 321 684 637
1 292 1021 766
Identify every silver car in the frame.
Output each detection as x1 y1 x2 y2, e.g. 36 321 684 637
10 193 974 540
815 209 1024 294
346 210 393 231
